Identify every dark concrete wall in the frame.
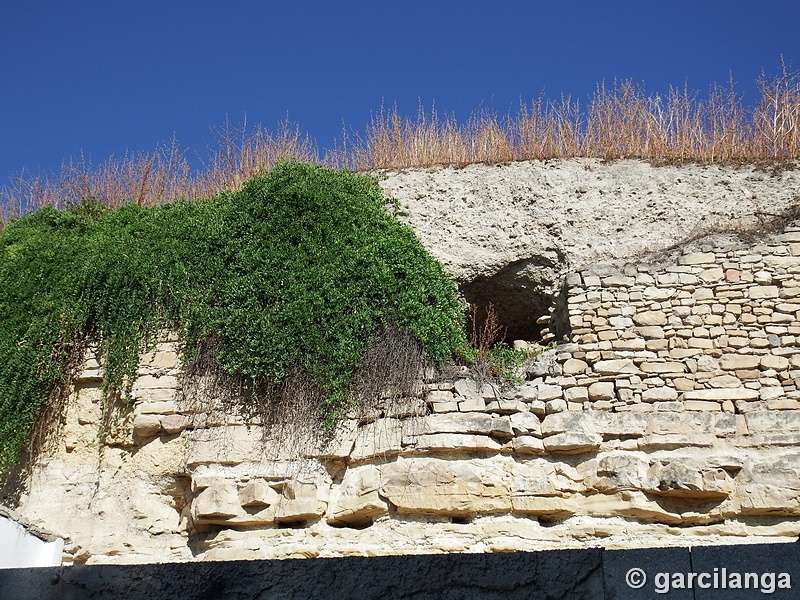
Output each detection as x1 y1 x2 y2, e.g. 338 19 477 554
1 543 798 599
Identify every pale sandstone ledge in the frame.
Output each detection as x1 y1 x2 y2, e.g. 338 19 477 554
5 159 800 565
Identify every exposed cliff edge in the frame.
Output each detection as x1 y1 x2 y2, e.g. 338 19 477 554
384 159 800 340
4 159 800 565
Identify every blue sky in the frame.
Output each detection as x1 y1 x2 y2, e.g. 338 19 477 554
1 0 798 181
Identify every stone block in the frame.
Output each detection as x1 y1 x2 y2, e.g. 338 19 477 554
536 384 563 401
633 311 668 326
562 358 588 375
583 275 602 287
683 388 759 401
526 350 562 378
327 465 388 525
684 400 722 411
528 400 547 418
760 386 785 401
509 412 541 436
74 367 105 383
588 381 615 401
593 359 638 375
715 413 736 436
136 401 178 415
350 419 404 462
745 410 800 434
193 482 241 519
274 479 328 522
688 338 714 349
612 338 646 351
132 375 180 390
719 354 762 370
421 413 513 438
564 386 589 402
515 383 538 401
327 489 387 526
707 374 742 388
670 348 702 359
646 339 670 351
640 361 685 374
541 411 597 436
643 287 677 301
748 285 780 299
642 387 678 402
407 433 502 453
485 399 525 414
609 316 633 328
380 457 511 515
458 397 486 412
239 479 280 507
133 414 161 438
603 275 635 287
725 268 741 282
132 387 178 403
453 378 478 397
512 436 545 454
140 350 179 370
159 414 189 435
644 462 733 498
767 398 800 410
693 288 715 301
543 432 602 453
635 326 666 339
596 412 648 437
427 390 455 403
545 398 568 414
762 355 790 370
699 267 724 283
764 255 800 269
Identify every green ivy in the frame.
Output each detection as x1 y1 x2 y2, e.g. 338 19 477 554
0 161 466 473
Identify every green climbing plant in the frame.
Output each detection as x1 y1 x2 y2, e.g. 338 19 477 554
0 161 467 473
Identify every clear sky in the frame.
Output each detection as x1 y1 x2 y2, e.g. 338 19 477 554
1 0 798 181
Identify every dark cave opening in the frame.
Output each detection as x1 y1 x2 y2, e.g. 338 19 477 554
459 258 564 344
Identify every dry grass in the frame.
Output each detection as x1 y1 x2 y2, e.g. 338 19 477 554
2 61 799 226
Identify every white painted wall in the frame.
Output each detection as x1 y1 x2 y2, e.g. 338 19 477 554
0 514 63 569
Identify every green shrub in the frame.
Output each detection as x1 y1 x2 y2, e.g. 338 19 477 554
0 161 466 473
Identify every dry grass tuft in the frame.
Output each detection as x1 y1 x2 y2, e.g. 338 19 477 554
2 61 799 226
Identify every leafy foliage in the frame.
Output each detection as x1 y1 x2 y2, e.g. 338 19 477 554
0 161 466 472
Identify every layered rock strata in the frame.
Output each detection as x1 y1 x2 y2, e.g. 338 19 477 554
5 160 800 564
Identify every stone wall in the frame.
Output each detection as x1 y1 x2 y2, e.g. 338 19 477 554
7 221 800 566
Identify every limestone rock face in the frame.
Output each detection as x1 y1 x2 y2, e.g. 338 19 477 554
193 483 241 519
380 457 512 516
7 160 800 564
